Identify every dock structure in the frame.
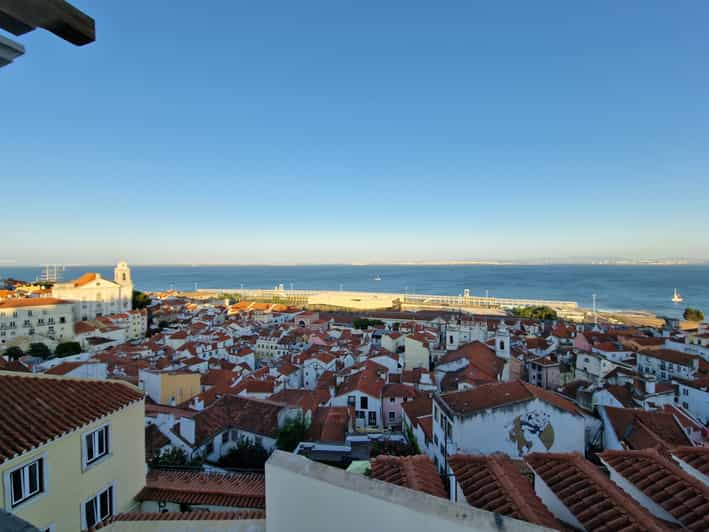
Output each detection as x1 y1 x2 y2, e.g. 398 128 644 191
198 287 578 312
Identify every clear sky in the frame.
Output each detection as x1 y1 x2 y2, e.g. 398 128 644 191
2 1 708 265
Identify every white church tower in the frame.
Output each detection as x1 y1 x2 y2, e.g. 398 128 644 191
495 322 510 360
114 261 134 312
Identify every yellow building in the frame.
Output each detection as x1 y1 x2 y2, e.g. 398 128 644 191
138 369 201 406
0 371 145 531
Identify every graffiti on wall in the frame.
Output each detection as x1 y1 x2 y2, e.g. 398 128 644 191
506 411 555 456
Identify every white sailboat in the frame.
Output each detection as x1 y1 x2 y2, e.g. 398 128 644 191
374 274 382 281
672 288 683 303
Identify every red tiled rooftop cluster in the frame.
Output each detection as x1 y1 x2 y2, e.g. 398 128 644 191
370 454 446 498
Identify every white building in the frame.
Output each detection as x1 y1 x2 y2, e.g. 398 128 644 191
52 262 133 321
676 378 709 424
0 297 75 348
430 381 584 471
636 349 699 382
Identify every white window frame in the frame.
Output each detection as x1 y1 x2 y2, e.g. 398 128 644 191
2 453 49 511
81 422 112 472
81 482 116 530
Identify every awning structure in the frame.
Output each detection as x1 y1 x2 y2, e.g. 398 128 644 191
0 0 95 68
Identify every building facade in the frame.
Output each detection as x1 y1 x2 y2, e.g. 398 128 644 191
52 262 133 321
0 298 75 348
0 373 145 531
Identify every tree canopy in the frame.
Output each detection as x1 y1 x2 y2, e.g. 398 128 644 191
218 437 269 469
55 341 82 358
4 346 24 361
353 318 385 330
683 307 704 322
275 415 310 452
132 290 151 310
511 306 558 320
28 342 52 360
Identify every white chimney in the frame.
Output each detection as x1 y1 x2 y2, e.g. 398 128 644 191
644 376 656 395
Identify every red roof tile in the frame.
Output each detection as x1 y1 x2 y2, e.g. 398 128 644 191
136 469 265 509
308 406 350 443
115 510 264 521
448 454 561 529
370 454 446 498
526 452 666 532
44 361 86 375
440 380 580 416
672 446 709 477
0 297 72 308
600 448 709 531
0 373 143 464
603 406 692 450
192 395 285 444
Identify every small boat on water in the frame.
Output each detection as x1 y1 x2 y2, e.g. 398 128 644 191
672 288 683 303
374 274 382 281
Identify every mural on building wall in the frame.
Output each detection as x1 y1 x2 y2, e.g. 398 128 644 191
506 411 555 456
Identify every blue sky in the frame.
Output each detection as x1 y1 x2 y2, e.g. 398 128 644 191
2 1 708 265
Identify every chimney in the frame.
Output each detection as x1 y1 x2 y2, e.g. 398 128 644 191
644 375 656 395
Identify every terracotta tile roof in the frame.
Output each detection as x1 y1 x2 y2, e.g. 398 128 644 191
44 361 86 375
71 272 98 287
383 382 418 398
672 447 709 477
370 454 446 498
440 380 580 416
308 406 350 443
136 469 265 509
0 373 143 464
401 396 432 424
0 297 72 308
448 454 561 530
526 452 666 532
640 348 698 367
145 424 170 460
599 448 709 531
192 395 285 444
269 389 320 413
603 406 692 450
114 510 264 521
336 368 385 399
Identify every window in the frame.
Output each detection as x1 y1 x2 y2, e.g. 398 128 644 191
7 457 45 507
360 396 368 409
683 401 689 409
389 397 395 403
84 425 110 468
368 411 377 426
83 484 114 529
388 411 395 421
221 432 229 444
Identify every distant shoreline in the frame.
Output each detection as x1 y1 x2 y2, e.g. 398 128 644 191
4 261 708 268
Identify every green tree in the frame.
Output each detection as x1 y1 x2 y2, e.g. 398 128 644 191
511 306 558 320
152 447 188 466
353 318 385 330
683 308 704 322
55 341 82 358
275 415 310 452
132 290 151 310
218 437 269 469
27 342 52 360
4 346 24 361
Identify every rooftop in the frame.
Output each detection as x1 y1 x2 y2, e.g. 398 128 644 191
599 448 709 531
448 454 560 530
136 469 266 509
0 372 143 464
370 454 447 498
526 452 665 532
